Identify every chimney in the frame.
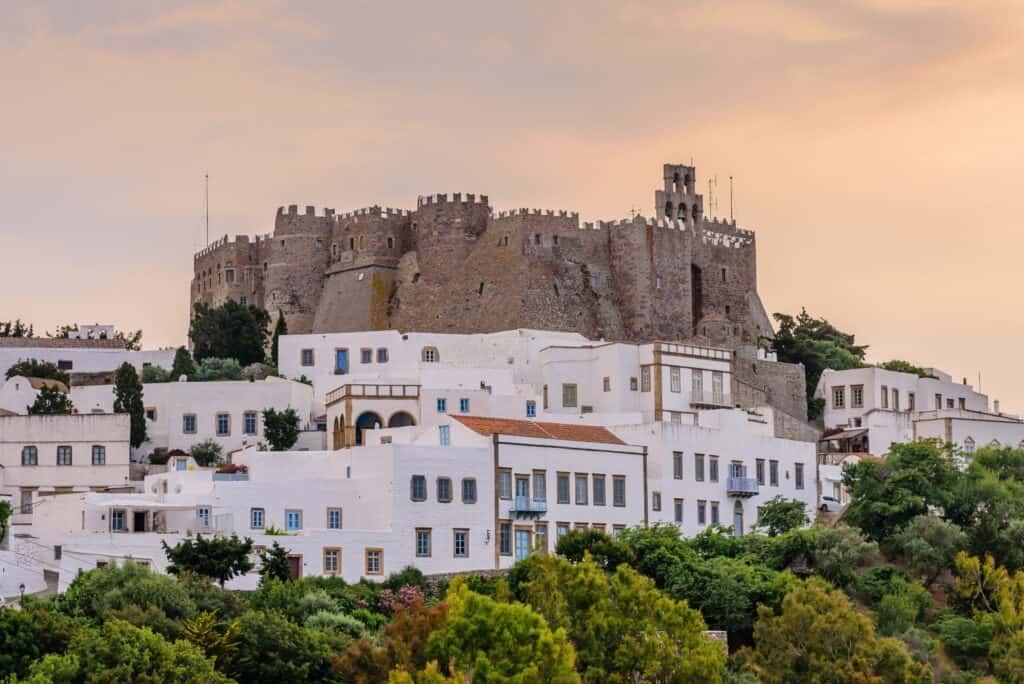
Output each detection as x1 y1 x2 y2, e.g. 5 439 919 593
994 400 1001 414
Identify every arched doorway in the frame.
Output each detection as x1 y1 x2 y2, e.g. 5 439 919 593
355 411 383 446
332 415 345 450
733 500 744 537
387 411 416 428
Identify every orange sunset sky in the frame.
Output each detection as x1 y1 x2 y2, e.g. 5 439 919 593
1 2 1022 409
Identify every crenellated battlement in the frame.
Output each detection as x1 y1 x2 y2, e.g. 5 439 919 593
701 227 754 248
417 193 490 207
494 208 579 219
276 204 340 218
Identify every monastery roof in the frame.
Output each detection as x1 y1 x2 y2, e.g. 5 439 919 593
0 337 124 349
24 377 69 393
452 415 626 445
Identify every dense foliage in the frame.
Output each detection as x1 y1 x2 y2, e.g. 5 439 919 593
26 384 74 415
163 535 255 587
189 439 224 467
113 362 147 449
271 310 287 367
171 346 198 380
0 319 34 337
262 407 301 450
877 359 937 379
189 301 271 366
4 359 69 385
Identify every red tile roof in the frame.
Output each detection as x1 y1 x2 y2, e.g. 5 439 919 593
452 415 626 445
0 337 124 349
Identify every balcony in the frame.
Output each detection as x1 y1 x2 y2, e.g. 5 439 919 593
509 496 548 519
325 383 420 406
689 391 733 408
726 476 759 498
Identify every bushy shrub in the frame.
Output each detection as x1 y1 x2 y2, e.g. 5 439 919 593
195 357 244 382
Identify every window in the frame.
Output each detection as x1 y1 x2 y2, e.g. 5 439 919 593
892 388 900 411
437 397 447 413
673 451 683 479
526 400 536 418
575 474 588 505
498 469 512 499
692 371 703 400
454 478 475 504
947 398 955 409
557 472 570 504
603 376 611 392
145 407 157 422
651 491 662 511
697 500 707 525
964 437 975 454
410 475 427 501
630 377 638 391
243 411 258 435
437 477 452 503
641 367 651 392
453 529 469 558
756 459 765 485
377 348 389 363
361 348 373 364
556 522 570 540
301 349 314 366
365 548 383 575
439 425 451 446
216 413 230 436
711 501 720 525
593 474 606 506
183 414 197 434
694 453 705 481
535 523 548 552
499 522 512 555
674 498 684 523
709 456 719 482
225 269 235 284
958 397 966 409
57 359 73 371
613 475 626 507
769 460 779 487
327 508 342 529
335 348 349 373
459 398 470 413
285 509 302 531
197 506 211 528
251 508 265 529
111 508 125 531
851 385 864 408
176 458 187 471
416 528 432 557
562 383 578 408
832 386 845 409
795 463 805 490
21 446 37 466
91 445 106 465
422 346 439 363
935 393 943 409
670 367 681 393
532 471 546 502
57 445 72 466
20 490 33 514
323 548 340 575
881 385 889 409
909 392 916 411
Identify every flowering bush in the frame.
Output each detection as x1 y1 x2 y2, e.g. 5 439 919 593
377 584 425 613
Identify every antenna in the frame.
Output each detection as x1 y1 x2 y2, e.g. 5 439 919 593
729 175 734 221
204 173 209 246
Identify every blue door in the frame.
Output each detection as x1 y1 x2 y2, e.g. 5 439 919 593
335 349 348 374
515 529 531 561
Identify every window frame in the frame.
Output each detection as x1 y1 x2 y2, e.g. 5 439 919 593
592 473 606 506
498 469 512 500
562 383 578 408
574 473 589 505
285 509 303 532
323 547 341 576
91 445 106 466
526 400 536 418
612 475 626 507
437 476 453 503
769 460 779 487
410 474 427 502
365 548 383 575
243 411 258 436
56 445 72 466
461 477 477 504
21 445 38 466
250 507 265 530
453 529 469 558
182 413 197 434
415 528 432 557
556 472 570 504
216 412 231 437
672 451 683 479
300 349 315 367
670 367 682 393
327 507 343 529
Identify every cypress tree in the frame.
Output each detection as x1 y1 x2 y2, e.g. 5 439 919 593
113 363 147 449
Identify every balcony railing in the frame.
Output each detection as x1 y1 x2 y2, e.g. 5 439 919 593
689 391 733 408
326 383 420 406
510 496 548 519
726 477 759 497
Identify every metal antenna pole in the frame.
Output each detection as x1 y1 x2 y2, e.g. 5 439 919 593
729 175 734 221
205 173 209 246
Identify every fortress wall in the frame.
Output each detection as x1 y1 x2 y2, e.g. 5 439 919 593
264 206 333 333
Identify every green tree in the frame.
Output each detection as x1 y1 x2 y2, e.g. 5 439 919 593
552 529 636 571
0 319 34 337
340 599 449 682
0 499 10 546
141 364 171 383
754 496 808 537
171 346 198 380
189 439 224 467
181 610 242 678
271 309 288 367
26 384 73 415
263 407 301 451
877 360 935 378
195 356 245 381
57 560 197 629
162 534 254 587
189 300 271 365
0 602 80 680
259 541 293 584
426 577 579 682
891 515 966 588
809 525 879 589
113 362 147 449
4 359 69 385
233 609 335 684
745 582 932 683
769 308 867 419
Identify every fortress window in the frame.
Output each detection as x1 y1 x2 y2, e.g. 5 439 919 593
677 205 686 220
422 346 440 363
332 244 338 257
673 171 681 191
300 349 314 367
656 276 662 289
263 263 268 271
721 268 727 282
725 305 731 315
359 235 367 249
478 282 485 296
534 234 542 245
553 235 559 246
281 240 285 247
225 269 235 284
664 201 673 217
349 237 355 250
387 237 395 249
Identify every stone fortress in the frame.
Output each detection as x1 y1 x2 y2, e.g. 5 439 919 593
191 163 809 425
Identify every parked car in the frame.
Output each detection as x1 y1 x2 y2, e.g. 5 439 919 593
819 495 842 512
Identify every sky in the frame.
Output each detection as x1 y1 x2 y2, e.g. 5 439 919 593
1 1 1023 409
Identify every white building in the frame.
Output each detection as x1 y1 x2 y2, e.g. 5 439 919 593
0 337 174 381
71 377 319 457
0 376 69 415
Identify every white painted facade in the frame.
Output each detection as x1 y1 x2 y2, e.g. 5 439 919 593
0 376 68 416
0 338 175 380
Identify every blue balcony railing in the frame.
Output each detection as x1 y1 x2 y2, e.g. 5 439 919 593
726 477 759 497
510 496 548 518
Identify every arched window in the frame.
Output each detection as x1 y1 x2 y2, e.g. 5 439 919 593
672 171 681 191
664 201 673 217
733 500 744 536
354 412 382 446
422 346 440 363
358 235 367 250
677 204 687 220
387 236 395 249
349 237 355 250
692 203 700 221
964 437 975 454
387 411 416 428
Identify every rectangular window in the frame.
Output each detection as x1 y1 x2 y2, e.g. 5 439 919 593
691 371 703 400
20 490 33 514
453 529 469 558
575 474 588 505
630 377 638 391
712 372 724 402
360 348 373 364
851 385 864 408
183 414 197 434
416 528 432 557
251 508 265 529
947 398 955 409
57 359 72 371
410 475 427 501
535 523 548 553
216 413 230 436
603 376 611 392
323 548 340 575
57 445 72 466
674 498 684 523
437 477 452 503
562 383 578 408
532 471 546 502
651 491 662 512
670 367 681 393
756 458 765 485
499 522 512 555
697 500 707 525
335 348 349 374
556 522 570 540
795 463 805 490
711 501 720 525
709 456 719 483
892 389 900 411
243 411 258 435
285 509 302 531
769 460 779 487
239 296 247 306
909 392 916 411
437 397 447 413
673 451 683 479
377 348 389 363
526 400 536 417
197 506 211 528
459 398 470 413
613 475 626 507
613 524 625 537
21 446 37 466
91 445 106 465
365 548 383 575
462 478 477 503
592 474 606 506
439 425 451 446
881 385 889 409
301 349 314 366
498 469 512 499
832 386 845 409
641 367 651 392
694 453 705 482
225 269 235 284
557 472 570 504
958 397 966 409
111 508 125 531
145 407 157 422
327 508 342 529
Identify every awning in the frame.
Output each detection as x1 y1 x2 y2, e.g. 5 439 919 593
90 498 196 510
820 428 868 442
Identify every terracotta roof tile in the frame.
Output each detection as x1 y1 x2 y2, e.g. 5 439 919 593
26 377 69 393
0 337 125 349
452 415 626 445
